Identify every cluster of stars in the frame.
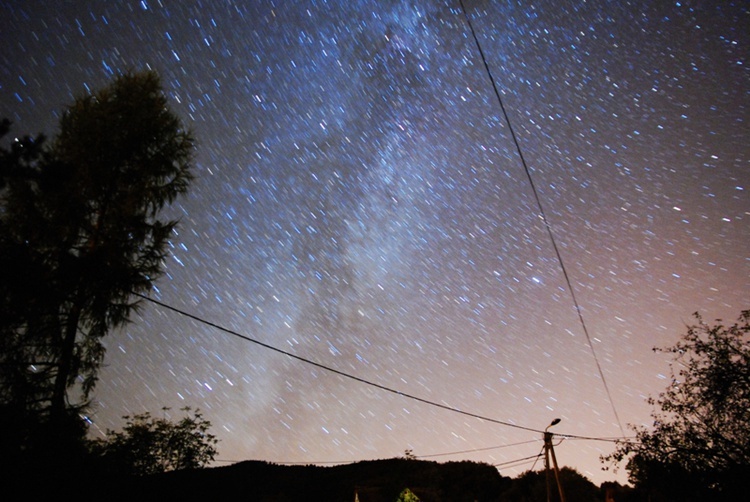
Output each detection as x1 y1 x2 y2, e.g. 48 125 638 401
2 0 747 485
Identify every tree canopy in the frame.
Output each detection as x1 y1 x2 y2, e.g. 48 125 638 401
0 71 194 462
605 310 750 500
88 407 218 476
498 467 601 502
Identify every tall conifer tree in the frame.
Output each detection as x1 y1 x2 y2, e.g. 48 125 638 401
0 71 194 445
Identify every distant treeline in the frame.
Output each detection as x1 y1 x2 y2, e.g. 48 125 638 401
64 457 632 502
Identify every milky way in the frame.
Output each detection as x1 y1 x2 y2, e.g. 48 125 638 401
2 0 748 484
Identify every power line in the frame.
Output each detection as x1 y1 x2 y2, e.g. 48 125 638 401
216 440 544 467
565 435 637 443
214 434 636 466
216 435 637 467
133 292 633 445
495 449 545 469
416 439 541 459
220 451 544 470
457 0 625 436
528 444 546 472
133 292 540 435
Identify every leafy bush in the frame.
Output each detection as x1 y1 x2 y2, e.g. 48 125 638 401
89 407 218 476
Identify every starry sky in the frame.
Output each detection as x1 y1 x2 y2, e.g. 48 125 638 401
2 0 748 486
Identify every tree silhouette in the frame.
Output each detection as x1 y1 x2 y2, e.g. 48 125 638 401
89 407 218 476
604 310 750 501
0 71 194 460
498 467 600 502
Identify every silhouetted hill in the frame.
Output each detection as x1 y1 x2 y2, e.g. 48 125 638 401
105 458 511 501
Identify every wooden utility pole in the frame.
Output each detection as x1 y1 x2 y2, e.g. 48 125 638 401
544 419 566 502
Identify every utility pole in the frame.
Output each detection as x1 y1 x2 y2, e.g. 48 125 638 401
544 418 566 502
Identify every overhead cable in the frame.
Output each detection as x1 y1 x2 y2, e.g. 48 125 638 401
457 0 625 436
133 292 540 434
416 439 540 459
132 293 633 444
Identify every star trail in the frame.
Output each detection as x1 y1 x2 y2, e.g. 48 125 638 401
2 0 747 484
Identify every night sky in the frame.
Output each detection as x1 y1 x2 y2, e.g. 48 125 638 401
2 0 748 485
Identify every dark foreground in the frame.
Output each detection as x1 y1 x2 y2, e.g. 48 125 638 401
11 458 510 502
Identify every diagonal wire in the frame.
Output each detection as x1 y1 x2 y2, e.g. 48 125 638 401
416 439 541 459
133 292 543 434
133 293 635 443
528 444 547 472
457 0 625 435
